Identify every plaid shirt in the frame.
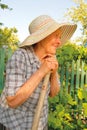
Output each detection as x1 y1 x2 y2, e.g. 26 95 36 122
0 46 50 130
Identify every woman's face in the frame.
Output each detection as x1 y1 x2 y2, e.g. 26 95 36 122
40 29 62 55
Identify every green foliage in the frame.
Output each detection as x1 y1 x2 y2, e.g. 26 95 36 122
48 86 87 130
56 42 87 65
65 0 87 44
0 0 12 10
0 27 19 51
67 0 87 26
78 87 87 101
0 1 19 51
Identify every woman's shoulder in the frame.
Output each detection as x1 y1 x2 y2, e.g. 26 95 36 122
12 46 32 57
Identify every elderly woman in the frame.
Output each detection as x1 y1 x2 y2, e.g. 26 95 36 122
0 15 77 130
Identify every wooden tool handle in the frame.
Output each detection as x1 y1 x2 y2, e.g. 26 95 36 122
31 73 50 130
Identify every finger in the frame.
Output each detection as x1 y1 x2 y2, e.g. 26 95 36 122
47 60 58 66
46 57 57 62
46 54 56 57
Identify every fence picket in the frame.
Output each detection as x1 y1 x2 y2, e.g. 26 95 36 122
59 65 65 98
70 60 75 97
0 48 5 93
85 70 87 85
81 61 84 88
65 64 70 93
60 66 64 85
7 48 13 59
76 60 80 89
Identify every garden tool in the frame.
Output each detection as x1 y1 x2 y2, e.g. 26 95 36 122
31 73 50 130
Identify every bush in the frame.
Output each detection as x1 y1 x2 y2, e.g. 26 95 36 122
56 43 87 65
48 86 87 130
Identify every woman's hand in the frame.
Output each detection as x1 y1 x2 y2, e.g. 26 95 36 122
40 54 58 75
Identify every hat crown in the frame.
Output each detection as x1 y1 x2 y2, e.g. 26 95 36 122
29 15 54 34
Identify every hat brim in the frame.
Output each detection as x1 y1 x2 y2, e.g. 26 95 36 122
19 22 77 47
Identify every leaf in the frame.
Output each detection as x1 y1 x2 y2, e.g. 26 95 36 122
67 94 77 105
82 103 87 116
78 88 83 100
64 113 72 121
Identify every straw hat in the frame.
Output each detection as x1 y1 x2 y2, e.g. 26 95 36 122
19 15 77 47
